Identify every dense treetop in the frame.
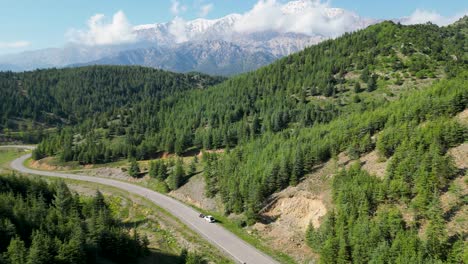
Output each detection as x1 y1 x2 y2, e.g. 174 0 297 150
0 66 224 128
0 175 148 264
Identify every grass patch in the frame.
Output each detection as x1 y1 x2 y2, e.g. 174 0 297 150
140 178 170 193
0 147 31 172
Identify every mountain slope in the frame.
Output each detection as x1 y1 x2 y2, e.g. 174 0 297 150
0 66 224 130
77 40 279 76
0 44 152 71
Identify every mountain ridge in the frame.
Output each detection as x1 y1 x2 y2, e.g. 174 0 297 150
0 0 376 75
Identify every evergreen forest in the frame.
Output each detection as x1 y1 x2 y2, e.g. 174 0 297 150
0 175 148 264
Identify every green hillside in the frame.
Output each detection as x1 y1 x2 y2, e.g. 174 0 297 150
0 66 224 141
28 20 466 162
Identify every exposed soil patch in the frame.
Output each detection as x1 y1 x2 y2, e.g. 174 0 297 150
251 151 390 263
447 143 468 170
360 150 388 178
30 157 73 171
196 149 225 158
446 203 467 237
344 71 360 81
252 158 343 263
441 143 468 237
338 152 354 168
455 108 468 126
78 167 145 183
30 157 148 182
170 174 223 212
396 203 417 228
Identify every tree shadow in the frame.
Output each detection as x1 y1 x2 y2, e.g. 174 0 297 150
138 249 184 264
258 214 280 225
128 171 146 179
120 219 148 229
181 148 201 158
180 171 201 186
443 193 467 221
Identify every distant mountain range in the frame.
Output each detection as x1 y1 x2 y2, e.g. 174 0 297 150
0 0 377 75
74 40 279 76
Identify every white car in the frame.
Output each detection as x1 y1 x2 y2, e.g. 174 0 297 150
203 215 215 223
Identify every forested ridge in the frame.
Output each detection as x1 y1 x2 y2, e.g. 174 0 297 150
7 19 467 161
0 18 467 263
0 66 224 132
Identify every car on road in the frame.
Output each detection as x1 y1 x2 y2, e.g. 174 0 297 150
199 213 215 223
204 215 215 223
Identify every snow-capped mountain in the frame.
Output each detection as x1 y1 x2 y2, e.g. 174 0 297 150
0 0 377 75
75 40 278 76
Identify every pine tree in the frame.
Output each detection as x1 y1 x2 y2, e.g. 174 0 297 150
291 150 304 186
354 81 362 93
53 181 73 217
446 239 465 264
128 159 140 178
188 158 197 175
6 237 27 264
425 195 448 260
149 160 158 178
168 159 184 190
320 238 338 264
361 67 370 82
266 163 280 194
277 158 290 190
154 160 168 180
203 154 218 197
27 231 53 264
56 227 86 264
337 236 350 264
251 115 260 136
367 74 377 92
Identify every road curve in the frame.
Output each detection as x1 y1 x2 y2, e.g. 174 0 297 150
5 147 279 264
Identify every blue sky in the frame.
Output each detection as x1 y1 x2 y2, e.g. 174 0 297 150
0 0 467 54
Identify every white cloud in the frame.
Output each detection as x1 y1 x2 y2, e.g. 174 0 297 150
160 0 374 43
401 9 467 26
168 16 189 43
199 3 214 17
171 0 187 16
0 41 30 49
233 0 368 37
67 10 137 46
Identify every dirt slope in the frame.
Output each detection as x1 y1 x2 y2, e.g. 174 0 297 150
251 157 345 263
170 174 223 212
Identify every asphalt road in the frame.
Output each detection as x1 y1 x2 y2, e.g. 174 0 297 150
4 146 279 264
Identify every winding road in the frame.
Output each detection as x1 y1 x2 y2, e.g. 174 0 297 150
3 146 279 264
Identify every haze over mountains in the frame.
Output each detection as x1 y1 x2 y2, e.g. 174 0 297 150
0 0 464 75
0 0 378 75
